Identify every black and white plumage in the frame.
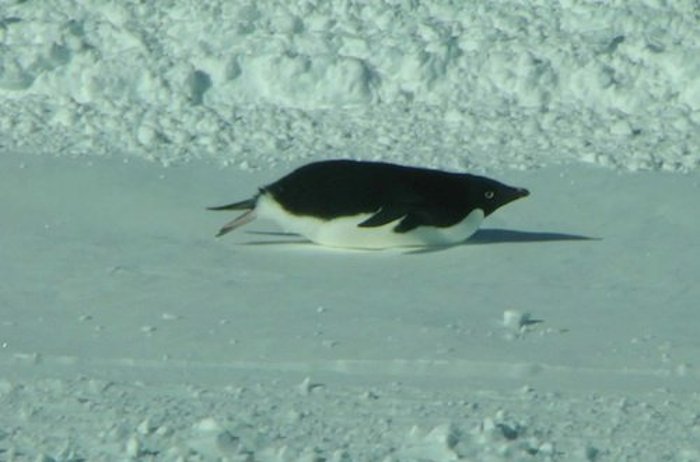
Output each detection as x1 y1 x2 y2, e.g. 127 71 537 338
209 159 529 249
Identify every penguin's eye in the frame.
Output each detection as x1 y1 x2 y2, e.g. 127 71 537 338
484 191 495 199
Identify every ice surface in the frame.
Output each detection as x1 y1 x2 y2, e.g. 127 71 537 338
2 152 700 460
2 1 700 460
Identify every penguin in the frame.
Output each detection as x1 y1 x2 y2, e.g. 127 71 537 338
208 159 529 249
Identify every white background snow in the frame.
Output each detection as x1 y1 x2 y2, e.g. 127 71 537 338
1 1 699 460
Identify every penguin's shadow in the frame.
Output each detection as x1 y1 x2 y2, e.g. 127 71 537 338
240 231 310 247
238 232 387 253
240 228 598 253
470 228 597 245
406 228 599 255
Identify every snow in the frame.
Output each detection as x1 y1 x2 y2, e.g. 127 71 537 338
2 1 700 460
1 0 699 171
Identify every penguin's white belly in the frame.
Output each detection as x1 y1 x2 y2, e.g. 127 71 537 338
256 194 484 249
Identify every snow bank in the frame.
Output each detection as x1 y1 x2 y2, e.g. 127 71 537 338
1 0 698 171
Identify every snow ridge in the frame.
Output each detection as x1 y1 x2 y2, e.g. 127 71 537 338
0 0 698 171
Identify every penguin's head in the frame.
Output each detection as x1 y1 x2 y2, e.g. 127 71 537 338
471 176 529 217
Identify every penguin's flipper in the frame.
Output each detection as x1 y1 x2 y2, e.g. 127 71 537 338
207 197 256 211
215 209 257 237
393 214 422 233
357 206 407 228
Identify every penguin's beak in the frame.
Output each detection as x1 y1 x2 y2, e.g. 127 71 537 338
497 186 530 209
515 188 530 198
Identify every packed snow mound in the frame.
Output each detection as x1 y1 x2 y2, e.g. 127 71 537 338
1 0 698 171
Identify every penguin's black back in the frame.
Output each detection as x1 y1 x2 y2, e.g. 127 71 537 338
262 160 486 227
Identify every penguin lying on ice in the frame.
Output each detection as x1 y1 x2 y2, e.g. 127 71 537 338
209 159 529 249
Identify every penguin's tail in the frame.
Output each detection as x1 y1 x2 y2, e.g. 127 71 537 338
208 192 263 237
213 209 257 237
207 197 256 211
